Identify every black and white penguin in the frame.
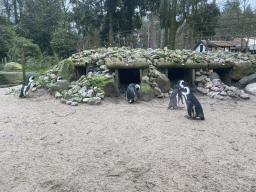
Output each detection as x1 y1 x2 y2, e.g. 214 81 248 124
181 86 205 120
57 76 64 82
19 76 36 98
168 80 186 109
126 83 140 104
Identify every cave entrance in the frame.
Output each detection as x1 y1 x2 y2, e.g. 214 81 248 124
213 67 233 86
117 68 141 93
75 66 87 80
168 68 191 87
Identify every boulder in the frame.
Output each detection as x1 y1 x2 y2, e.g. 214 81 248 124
245 83 256 96
139 83 155 101
232 62 255 80
156 74 171 93
55 91 62 99
4 62 22 71
141 76 150 84
96 93 105 99
208 72 220 81
49 80 70 95
87 89 94 98
88 97 101 105
240 90 250 99
57 60 75 79
153 87 162 96
195 75 207 82
197 87 209 94
204 81 213 89
90 76 118 97
212 79 221 87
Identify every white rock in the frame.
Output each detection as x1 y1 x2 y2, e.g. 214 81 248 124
197 87 209 94
207 91 219 98
212 79 221 87
211 87 220 92
245 83 256 95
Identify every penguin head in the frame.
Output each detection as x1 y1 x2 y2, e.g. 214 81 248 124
135 84 140 91
57 77 64 82
181 87 190 96
29 76 35 82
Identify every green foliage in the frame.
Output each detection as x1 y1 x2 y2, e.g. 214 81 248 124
0 26 16 58
18 0 63 54
8 36 41 63
188 3 220 38
50 28 79 58
26 54 59 71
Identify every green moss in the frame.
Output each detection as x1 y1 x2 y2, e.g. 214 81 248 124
58 60 75 80
90 76 114 87
139 83 155 101
232 62 255 80
90 76 118 97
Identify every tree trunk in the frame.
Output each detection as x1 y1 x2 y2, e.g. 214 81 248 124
149 12 157 49
168 0 177 50
108 13 114 47
164 0 169 47
14 0 19 24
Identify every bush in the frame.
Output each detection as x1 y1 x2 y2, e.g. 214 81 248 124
8 36 41 63
26 54 59 71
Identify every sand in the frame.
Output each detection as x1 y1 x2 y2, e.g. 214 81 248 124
1 86 256 191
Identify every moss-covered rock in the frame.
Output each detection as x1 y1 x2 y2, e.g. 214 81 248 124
156 74 171 93
4 62 22 71
139 83 155 101
232 62 255 80
90 76 118 97
57 60 75 79
49 80 70 95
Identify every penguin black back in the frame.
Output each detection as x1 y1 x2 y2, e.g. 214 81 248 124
181 87 205 120
126 83 140 104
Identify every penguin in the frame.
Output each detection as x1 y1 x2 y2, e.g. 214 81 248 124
57 76 64 82
168 80 186 109
19 76 36 98
126 83 140 104
181 86 205 120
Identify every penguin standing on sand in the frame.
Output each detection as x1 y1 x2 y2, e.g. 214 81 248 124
126 83 140 104
181 86 205 120
19 76 36 98
168 80 186 109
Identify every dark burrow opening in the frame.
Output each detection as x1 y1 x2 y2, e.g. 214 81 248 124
118 68 141 93
168 68 190 87
213 67 233 86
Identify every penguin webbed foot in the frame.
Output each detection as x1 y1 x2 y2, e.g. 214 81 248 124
184 115 192 119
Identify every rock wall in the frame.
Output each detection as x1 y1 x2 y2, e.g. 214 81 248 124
36 47 256 105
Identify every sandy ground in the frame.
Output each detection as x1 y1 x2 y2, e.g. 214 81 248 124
1 86 256 192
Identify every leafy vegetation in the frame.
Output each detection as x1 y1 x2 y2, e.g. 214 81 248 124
0 0 255 72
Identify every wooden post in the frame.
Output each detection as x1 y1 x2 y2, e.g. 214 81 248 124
115 69 120 88
5 57 7 64
191 68 195 88
139 69 143 83
21 51 26 84
2 58 3 64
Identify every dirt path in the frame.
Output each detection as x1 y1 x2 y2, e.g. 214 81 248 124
1 86 256 191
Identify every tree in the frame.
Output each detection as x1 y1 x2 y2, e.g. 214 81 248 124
0 25 16 58
188 2 220 39
8 36 41 63
17 0 63 54
50 28 79 59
